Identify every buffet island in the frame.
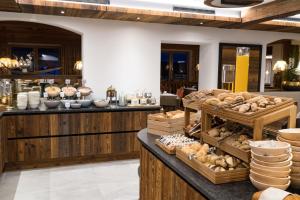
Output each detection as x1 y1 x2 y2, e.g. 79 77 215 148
139 90 300 200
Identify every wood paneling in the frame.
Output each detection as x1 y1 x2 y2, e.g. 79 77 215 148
140 146 207 200
0 21 81 77
242 0 300 24
0 0 20 12
6 132 139 163
16 0 240 28
3 111 148 139
1 0 299 33
1 110 156 170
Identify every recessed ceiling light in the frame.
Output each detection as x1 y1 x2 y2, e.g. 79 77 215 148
137 17 141 20
60 10 65 14
200 22 204 25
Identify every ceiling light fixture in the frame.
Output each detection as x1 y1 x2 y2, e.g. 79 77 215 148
137 17 141 20
199 22 204 25
60 10 65 14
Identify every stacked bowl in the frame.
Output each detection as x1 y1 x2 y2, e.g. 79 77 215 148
28 91 40 109
17 92 28 110
249 140 292 190
278 129 300 189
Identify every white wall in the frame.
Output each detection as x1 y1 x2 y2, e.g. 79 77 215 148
0 12 300 99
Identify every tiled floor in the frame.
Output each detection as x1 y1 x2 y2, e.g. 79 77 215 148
0 159 140 200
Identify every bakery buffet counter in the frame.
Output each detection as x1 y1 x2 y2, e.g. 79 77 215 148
0 105 160 172
137 129 299 200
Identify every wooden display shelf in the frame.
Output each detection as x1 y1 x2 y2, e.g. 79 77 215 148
201 132 250 163
176 148 249 184
201 103 297 140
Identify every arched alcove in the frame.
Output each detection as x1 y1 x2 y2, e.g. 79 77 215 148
0 20 82 78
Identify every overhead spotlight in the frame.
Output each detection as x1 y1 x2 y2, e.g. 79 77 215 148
137 17 141 21
60 10 65 14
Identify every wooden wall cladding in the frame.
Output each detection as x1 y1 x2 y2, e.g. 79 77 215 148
6 132 140 163
3 111 148 138
2 110 155 169
140 146 206 200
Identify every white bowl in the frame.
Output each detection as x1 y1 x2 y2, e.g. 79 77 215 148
292 166 300 174
94 99 109 108
249 140 291 156
279 128 300 141
251 160 292 171
278 135 300 147
70 103 81 109
76 99 92 108
251 164 291 178
44 100 61 109
250 170 290 185
61 100 76 107
251 156 292 167
293 151 300 162
29 104 39 109
17 105 27 110
250 176 290 191
292 145 300 152
251 150 290 162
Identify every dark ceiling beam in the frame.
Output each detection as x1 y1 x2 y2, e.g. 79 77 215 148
241 0 300 25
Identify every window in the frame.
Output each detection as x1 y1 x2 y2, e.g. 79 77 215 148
38 48 61 75
160 43 199 94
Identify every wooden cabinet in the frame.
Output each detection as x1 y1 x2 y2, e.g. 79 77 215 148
140 146 206 200
1 110 157 170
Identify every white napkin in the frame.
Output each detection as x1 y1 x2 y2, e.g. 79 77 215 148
259 187 291 200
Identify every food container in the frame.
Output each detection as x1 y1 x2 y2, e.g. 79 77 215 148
17 92 28 110
28 91 40 109
70 103 81 109
93 99 109 108
279 128 300 141
249 140 291 156
61 100 76 108
77 87 92 97
62 86 77 97
44 100 61 109
45 86 61 97
76 99 92 108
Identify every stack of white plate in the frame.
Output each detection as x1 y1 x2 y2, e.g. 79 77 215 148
249 140 292 191
278 129 300 189
17 92 28 110
28 91 40 109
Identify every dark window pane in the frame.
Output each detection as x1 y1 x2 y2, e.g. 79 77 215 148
11 47 34 72
173 52 188 80
161 52 169 80
38 48 61 75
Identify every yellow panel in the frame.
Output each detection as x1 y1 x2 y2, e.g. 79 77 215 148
234 55 249 92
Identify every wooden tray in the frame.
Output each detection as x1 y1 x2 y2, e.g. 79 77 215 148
148 111 198 136
176 148 249 184
201 132 251 163
201 96 295 126
148 128 183 136
155 139 176 155
183 89 230 110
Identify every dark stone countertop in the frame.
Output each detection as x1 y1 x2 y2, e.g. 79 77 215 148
137 129 299 200
1 105 161 116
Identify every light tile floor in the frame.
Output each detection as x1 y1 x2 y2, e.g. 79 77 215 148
0 159 140 200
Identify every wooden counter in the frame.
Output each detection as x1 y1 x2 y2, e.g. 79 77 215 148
137 129 299 200
0 106 160 171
